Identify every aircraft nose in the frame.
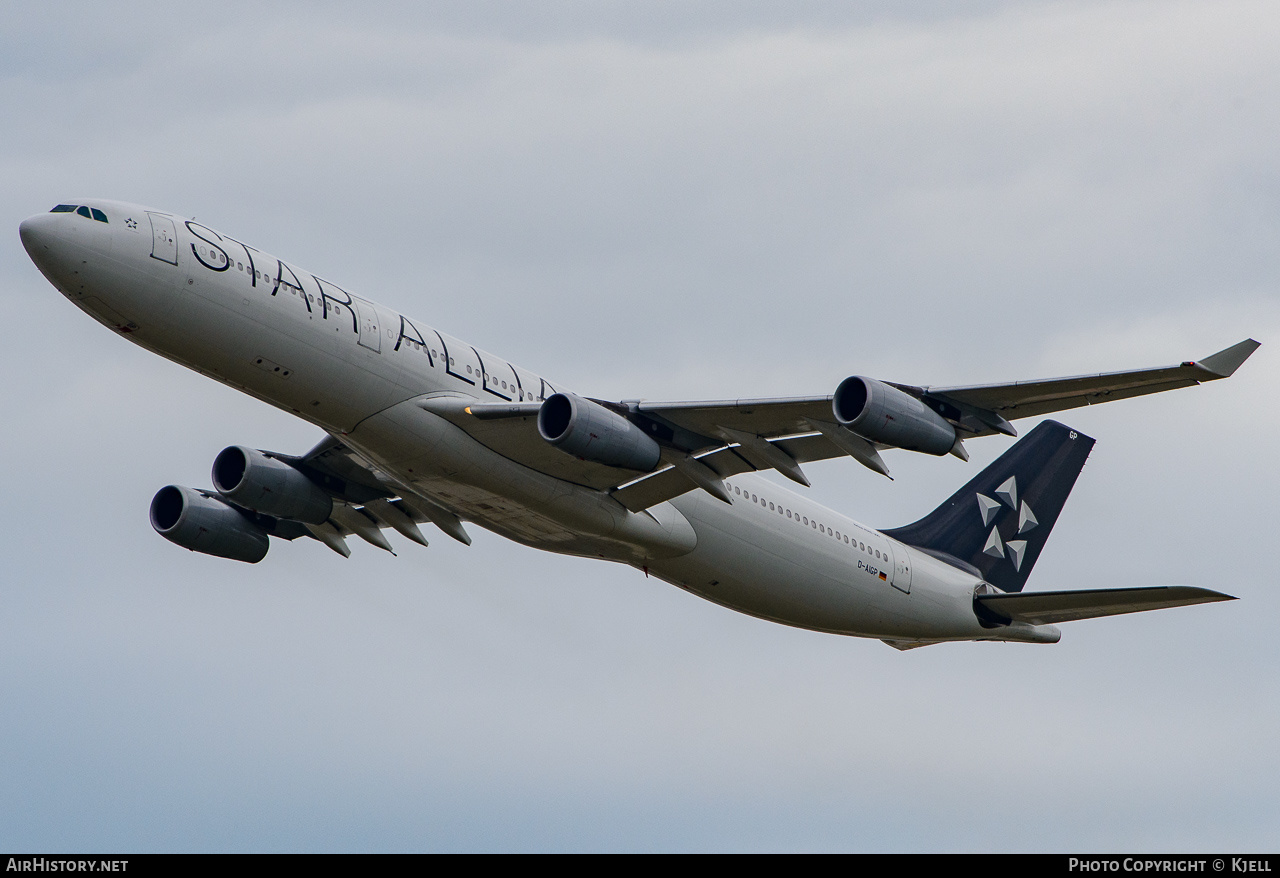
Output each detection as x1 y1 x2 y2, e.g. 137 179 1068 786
19 212 61 260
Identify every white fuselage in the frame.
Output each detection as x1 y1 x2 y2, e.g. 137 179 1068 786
22 199 1055 644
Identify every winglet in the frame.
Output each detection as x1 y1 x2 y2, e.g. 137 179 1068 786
1196 338 1260 378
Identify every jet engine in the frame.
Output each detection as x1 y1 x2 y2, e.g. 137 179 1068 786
538 393 662 471
211 445 333 524
150 485 270 563
832 376 958 455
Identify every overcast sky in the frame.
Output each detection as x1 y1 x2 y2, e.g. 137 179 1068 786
3 0 1278 852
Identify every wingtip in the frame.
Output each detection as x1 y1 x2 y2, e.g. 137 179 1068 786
1197 338 1261 378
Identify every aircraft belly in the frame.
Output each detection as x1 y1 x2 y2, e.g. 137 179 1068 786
148 287 368 429
126 256 421 431
343 398 698 561
649 491 988 639
437 414 646 491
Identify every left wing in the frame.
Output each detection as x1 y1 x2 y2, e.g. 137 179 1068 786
922 337 1260 425
418 339 1257 512
616 339 1258 508
636 338 1259 444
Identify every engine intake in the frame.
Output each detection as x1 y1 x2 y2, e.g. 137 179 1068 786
538 393 662 471
833 376 957 455
212 446 333 524
150 485 270 563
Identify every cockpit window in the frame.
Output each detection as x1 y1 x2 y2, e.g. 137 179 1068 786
53 204 108 223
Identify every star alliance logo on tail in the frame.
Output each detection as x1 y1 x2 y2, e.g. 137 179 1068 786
975 476 1038 571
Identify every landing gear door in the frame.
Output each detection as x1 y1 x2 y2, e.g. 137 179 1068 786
888 544 911 595
148 213 178 265
354 297 381 352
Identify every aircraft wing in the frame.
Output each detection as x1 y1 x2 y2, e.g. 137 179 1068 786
920 338 1260 428
279 434 475 553
974 585 1236 626
608 339 1258 507
609 432 839 513
635 338 1259 441
410 339 1257 513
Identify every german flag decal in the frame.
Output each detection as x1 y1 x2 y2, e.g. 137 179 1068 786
879 571 887 581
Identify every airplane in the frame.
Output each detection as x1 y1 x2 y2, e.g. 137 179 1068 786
19 199 1258 648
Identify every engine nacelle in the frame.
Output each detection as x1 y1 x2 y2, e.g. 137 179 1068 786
150 485 270 563
211 445 333 524
832 376 957 455
538 393 662 471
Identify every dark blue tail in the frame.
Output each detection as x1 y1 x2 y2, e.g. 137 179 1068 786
883 420 1094 593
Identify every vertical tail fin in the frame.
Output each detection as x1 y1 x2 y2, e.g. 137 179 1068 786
883 420 1094 593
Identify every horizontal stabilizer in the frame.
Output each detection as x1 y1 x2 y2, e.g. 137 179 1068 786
975 585 1235 626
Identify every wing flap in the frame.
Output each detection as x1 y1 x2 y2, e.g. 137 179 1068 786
608 433 851 512
975 585 1236 626
610 446 754 513
634 396 834 439
290 434 474 550
930 374 1201 421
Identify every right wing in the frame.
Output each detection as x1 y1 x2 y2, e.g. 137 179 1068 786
282 435 474 554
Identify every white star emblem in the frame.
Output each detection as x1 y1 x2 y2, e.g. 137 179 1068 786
976 476 1036 570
